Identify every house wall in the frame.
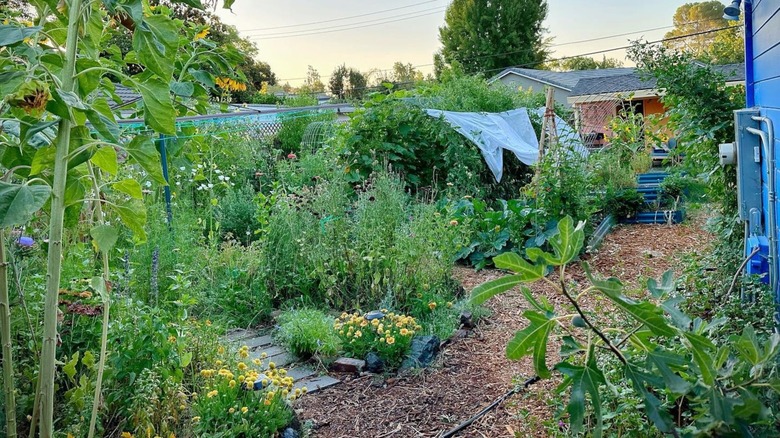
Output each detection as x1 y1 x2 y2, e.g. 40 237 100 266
575 96 669 147
749 0 780 296
495 74 571 107
575 100 618 144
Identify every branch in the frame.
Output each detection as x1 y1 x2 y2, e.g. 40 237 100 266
559 265 628 365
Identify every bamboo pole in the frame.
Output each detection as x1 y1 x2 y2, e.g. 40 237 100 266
1 230 18 438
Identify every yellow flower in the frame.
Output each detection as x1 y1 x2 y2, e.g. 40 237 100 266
238 362 247 370
253 358 261 365
228 407 235 413
207 390 218 398
354 330 362 338
428 302 437 310
400 328 409 336
218 346 225 355
360 319 368 327
215 360 223 367
268 362 276 370
264 399 271 406
206 320 212 326
241 406 248 414
386 337 395 345
121 433 133 438
229 379 236 388
192 416 201 423
194 27 209 41
168 335 176 343
447 302 454 308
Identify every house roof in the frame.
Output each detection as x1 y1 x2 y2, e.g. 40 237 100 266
108 84 142 109
569 62 746 97
492 67 635 91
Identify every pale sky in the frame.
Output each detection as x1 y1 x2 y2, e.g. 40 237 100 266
215 1 728 86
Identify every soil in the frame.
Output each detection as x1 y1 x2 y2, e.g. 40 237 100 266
296 221 713 438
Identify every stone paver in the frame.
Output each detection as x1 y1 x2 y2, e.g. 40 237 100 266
221 328 341 395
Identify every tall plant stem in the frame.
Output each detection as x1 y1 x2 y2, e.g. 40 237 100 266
87 164 110 438
0 230 18 438
39 0 83 435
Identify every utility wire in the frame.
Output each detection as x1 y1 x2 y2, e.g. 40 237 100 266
247 9 446 40
237 0 443 32
273 18 736 83
244 6 447 38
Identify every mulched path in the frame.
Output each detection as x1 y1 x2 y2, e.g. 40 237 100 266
295 221 713 437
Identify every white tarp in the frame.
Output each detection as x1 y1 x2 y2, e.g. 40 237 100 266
425 108 539 182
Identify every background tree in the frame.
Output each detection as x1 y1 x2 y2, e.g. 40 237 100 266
438 0 548 75
391 62 424 83
545 55 624 71
663 1 744 64
300 65 325 94
329 65 368 100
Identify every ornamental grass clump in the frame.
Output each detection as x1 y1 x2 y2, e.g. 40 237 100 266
335 311 421 368
192 345 302 437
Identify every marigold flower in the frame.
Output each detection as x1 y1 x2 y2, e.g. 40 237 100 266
386 337 395 345
228 407 235 413
238 362 247 370
264 399 271 406
400 328 409 336
229 380 236 388
428 302 437 310
241 406 248 414
253 358 261 365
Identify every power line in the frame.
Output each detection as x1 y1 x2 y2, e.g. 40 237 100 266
478 24 742 76
237 0 444 32
244 6 447 38
248 9 446 40
273 19 735 83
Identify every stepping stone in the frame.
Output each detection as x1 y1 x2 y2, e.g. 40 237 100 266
223 328 257 342
267 352 296 368
242 335 274 349
248 345 285 360
286 367 316 381
293 375 341 394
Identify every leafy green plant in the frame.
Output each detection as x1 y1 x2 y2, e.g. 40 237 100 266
215 185 261 244
604 188 646 219
275 308 340 359
472 217 780 437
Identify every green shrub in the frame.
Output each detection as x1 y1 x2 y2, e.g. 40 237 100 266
604 188 645 218
215 185 261 244
275 308 340 358
341 89 533 198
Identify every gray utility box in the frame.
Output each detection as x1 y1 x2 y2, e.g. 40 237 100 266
734 109 763 226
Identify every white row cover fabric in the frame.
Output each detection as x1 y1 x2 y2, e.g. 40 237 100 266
425 108 539 182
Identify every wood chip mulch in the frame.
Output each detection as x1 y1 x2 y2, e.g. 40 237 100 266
295 221 713 438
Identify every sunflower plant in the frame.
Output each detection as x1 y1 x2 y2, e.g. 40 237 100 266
191 345 300 437
334 311 421 368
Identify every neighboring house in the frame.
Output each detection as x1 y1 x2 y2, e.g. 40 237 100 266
490 67 635 107
567 63 744 146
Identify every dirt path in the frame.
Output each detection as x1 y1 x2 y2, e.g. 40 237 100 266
296 222 712 438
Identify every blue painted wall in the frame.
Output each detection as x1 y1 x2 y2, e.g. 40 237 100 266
747 0 780 294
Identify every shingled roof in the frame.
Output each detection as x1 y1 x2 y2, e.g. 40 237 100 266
569 62 745 97
492 67 635 91
108 83 142 109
